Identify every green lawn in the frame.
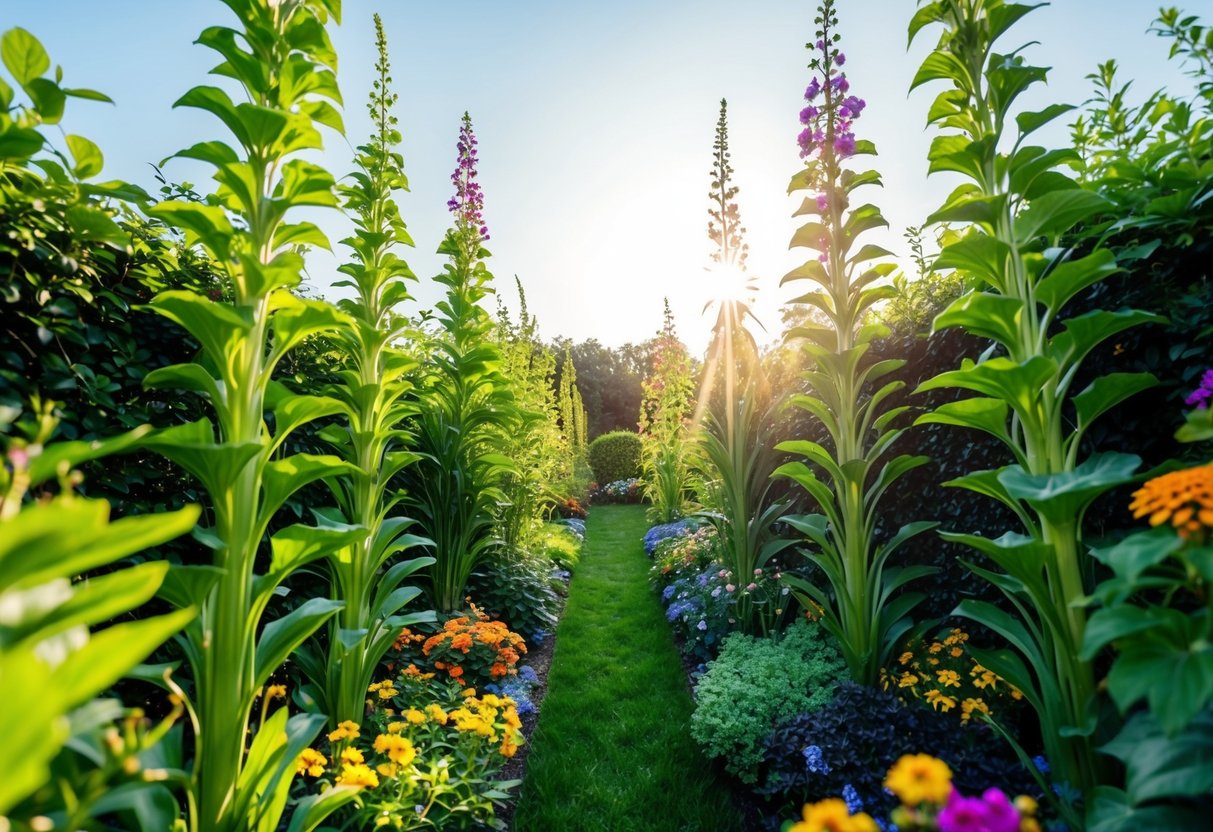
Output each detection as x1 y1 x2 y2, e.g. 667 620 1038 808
512 505 745 832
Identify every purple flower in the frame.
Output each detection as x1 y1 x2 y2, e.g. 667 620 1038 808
834 132 857 157
448 112 488 242
697 619 707 631
1185 368 1213 409
844 95 867 117
799 105 819 125
831 74 850 93
816 194 829 212
802 745 831 774
805 78 821 101
835 51 846 66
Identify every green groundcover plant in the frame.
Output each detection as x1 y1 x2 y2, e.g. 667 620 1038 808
690 618 844 784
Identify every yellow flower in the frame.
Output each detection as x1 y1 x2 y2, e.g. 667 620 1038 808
425 704 449 725
373 733 416 766
266 684 287 700
340 746 364 765
1130 462 1213 541
898 651 913 666
789 798 879 832
928 642 944 654
327 720 361 742
949 646 964 658
936 669 961 688
295 748 327 777
461 688 477 698
961 697 990 724
336 763 379 788
404 708 427 724
898 673 919 689
885 754 953 806
924 689 957 713
386 721 406 735
971 665 998 690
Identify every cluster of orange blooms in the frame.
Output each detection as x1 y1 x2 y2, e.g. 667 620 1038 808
1130 462 1213 542
881 628 1022 724
394 603 526 684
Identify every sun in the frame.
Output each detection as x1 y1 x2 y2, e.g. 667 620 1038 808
704 261 755 306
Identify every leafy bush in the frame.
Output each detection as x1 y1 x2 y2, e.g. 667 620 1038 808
587 430 643 484
394 606 528 689
758 682 1037 825
536 522 582 570
466 555 560 643
299 673 523 830
690 619 844 783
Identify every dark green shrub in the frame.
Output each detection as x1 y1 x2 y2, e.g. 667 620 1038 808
587 430 642 485
690 619 844 783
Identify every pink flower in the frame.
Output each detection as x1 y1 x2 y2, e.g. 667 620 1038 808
725 584 736 593
937 788 1020 832
746 582 758 591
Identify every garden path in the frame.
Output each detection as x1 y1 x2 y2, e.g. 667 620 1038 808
511 505 744 831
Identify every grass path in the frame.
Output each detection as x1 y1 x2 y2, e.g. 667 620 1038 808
511 505 745 832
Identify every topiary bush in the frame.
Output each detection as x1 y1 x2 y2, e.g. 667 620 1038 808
690 619 844 784
587 430 643 485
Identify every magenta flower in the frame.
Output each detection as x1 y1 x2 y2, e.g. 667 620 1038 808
1186 368 1213 409
816 194 829 212
937 788 1020 832
834 133 856 157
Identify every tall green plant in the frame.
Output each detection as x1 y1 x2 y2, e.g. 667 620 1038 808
296 15 434 729
495 279 568 552
909 0 1164 810
775 0 936 685
138 0 362 827
0 401 197 819
407 113 514 612
639 299 696 523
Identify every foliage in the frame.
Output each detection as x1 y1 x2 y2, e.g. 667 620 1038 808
1080 459 1213 830
129 2 365 827
639 299 697 524
296 14 435 731
0 403 197 818
299 674 522 830
587 429 643 485
535 522 582 570
760 683 1038 827
556 342 588 452
881 627 1025 727
495 280 573 554
777 0 937 685
393 605 528 690
877 226 969 335
0 28 218 522
405 113 515 612
554 338 647 439
466 553 561 643
699 389 795 635
690 619 844 784
909 0 1167 808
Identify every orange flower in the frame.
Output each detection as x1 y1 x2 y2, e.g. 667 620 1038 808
449 665 464 679
1130 462 1213 541
490 662 508 678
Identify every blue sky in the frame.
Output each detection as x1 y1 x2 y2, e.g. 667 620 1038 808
6 1 1200 353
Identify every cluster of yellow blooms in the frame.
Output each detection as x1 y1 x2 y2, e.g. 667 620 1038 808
882 629 1021 723
295 682 525 790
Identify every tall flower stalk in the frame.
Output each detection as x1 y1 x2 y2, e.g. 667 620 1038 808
910 0 1163 811
407 113 515 612
299 14 435 730
139 0 361 828
777 0 937 685
640 299 696 523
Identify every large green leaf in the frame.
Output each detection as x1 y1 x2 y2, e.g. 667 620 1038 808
1101 709 1213 803
1035 249 1119 314
1 27 49 85
933 290 1025 348
254 598 343 691
1072 373 1158 436
1014 189 1110 243
1087 785 1208 832
998 453 1141 525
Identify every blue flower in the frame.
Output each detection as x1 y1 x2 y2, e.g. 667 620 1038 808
1033 755 1050 774
842 784 862 814
662 585 677 601
697 619 707 631
802 744 831 775
518 665 539 683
